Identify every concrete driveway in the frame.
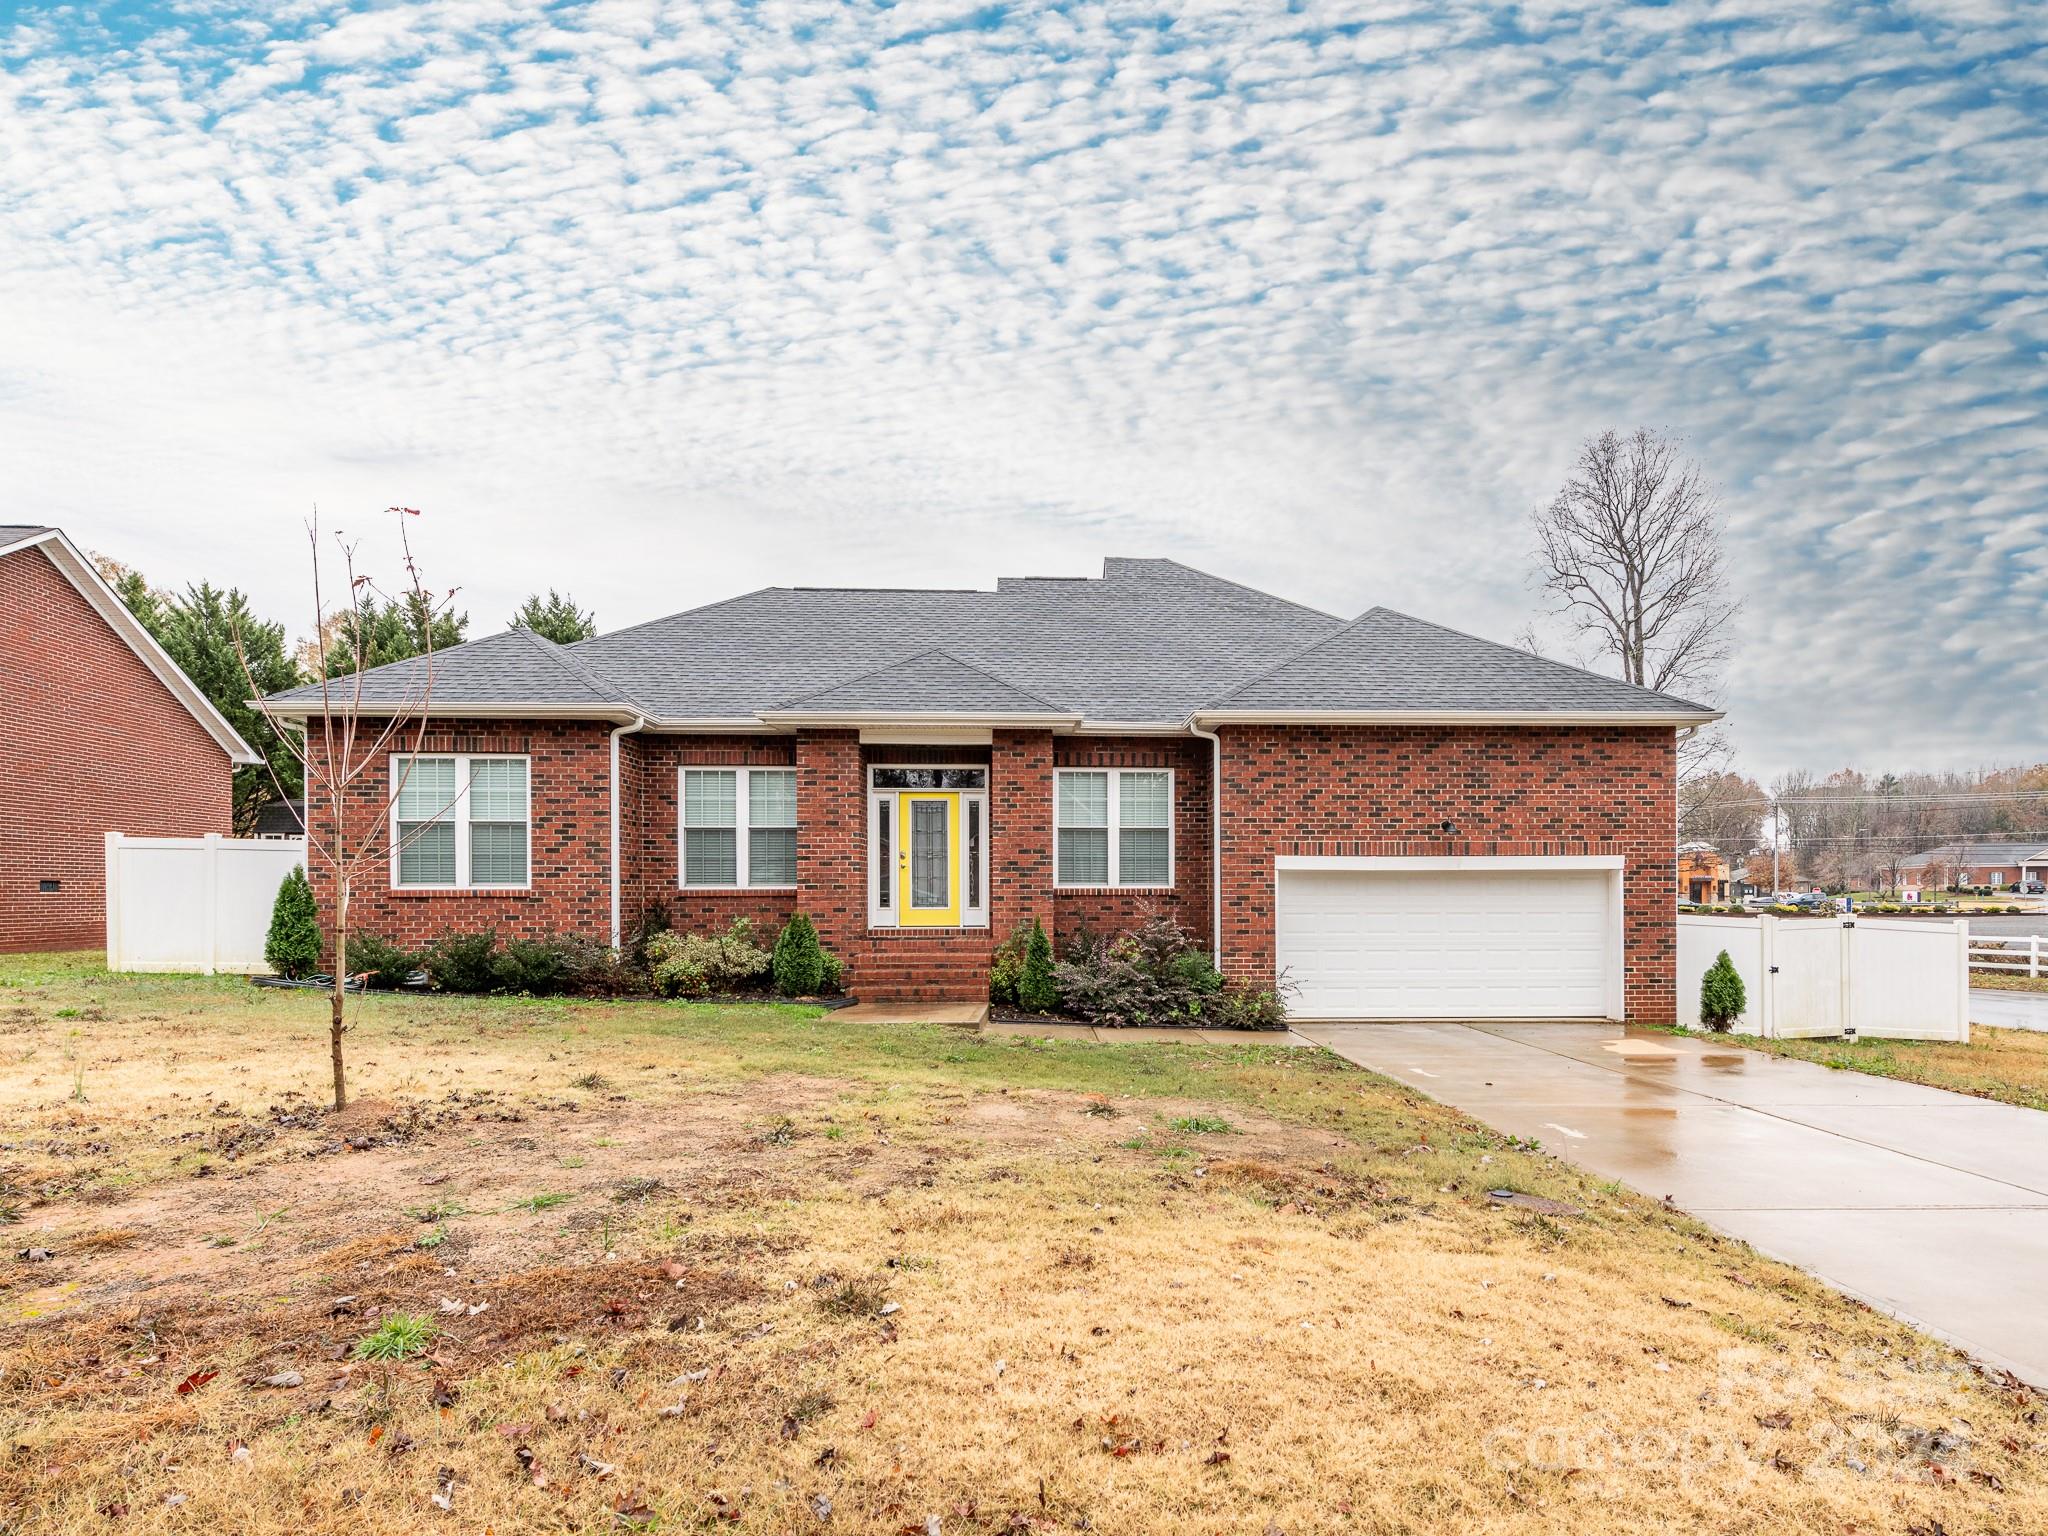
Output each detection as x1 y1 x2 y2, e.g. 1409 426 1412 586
1297 1020 2048 1387
1973 987 2048 1032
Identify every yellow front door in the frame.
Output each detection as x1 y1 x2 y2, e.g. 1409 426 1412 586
897 792 960 926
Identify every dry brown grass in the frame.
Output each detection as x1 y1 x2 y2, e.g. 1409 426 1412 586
3 954 2046 1534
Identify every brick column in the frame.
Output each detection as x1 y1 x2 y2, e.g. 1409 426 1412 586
990 729 1053 941
796 729 864 954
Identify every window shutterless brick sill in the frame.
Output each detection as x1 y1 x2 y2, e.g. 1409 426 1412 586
677 886 799 893
391 888 540 899
1053 886 1176 893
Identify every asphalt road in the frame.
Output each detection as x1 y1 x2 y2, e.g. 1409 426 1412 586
1966 913 2048 939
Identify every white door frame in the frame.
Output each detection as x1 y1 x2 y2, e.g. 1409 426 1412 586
865 764 990 929
1273 854 1627 1021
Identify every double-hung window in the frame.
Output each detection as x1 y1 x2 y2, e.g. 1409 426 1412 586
682 768 798 888
1054 769 1173 887
392 754 530 888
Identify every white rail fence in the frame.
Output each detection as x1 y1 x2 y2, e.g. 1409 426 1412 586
1677 914 1970 1041
1970 935 2043 979
105 832 307 974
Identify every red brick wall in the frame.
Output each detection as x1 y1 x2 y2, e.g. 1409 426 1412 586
990 730 1053 940
1050 736 1211 947
305 718 613 951
1214 724 1677 1022
0 545 233 952
629 734 799 943
797 731 864 955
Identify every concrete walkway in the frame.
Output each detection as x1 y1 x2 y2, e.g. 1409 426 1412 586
1972 987 2048 1032
1297 1020 2048 1387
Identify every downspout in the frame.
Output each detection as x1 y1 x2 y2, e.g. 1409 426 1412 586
609 714 648 950
1188 717 1223 969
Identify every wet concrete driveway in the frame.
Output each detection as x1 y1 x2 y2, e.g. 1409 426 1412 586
1298 1021 2048 1387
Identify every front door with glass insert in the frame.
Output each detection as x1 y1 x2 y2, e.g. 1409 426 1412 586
898 792 958 925
868 766 988 929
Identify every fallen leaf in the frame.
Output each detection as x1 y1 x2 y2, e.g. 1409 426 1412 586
175 1370 218 1395
810 1493 832 1521
260 1370 303 1389
859 1410 877 1431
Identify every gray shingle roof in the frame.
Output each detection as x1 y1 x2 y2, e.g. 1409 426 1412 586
1203 608 1715 717
766 649 1071 716
266 624 640 711
262 558 1718 727
1900 841 2048 867
0 525 54 546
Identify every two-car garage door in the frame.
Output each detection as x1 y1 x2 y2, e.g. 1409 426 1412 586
1276 862 1621 1019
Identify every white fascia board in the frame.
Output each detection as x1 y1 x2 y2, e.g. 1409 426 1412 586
258 699 643 724
20 530 263 764
754 709 1083 730
1276 854 1626 872
1190 708 1723 728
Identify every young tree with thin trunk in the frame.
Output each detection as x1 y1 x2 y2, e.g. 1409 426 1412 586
240 509 457 1110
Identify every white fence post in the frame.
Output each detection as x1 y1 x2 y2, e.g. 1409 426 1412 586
103 831 123 971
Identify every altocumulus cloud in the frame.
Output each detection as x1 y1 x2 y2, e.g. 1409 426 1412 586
0 0 2042 772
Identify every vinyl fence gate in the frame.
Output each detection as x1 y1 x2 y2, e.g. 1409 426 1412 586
104 832 308 974
1677 914 1970 1041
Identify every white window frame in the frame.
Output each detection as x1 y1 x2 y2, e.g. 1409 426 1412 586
678 766 799 890
389 753 532 891
1053 768 1175 890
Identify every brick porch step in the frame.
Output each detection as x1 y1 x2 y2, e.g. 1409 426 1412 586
848 930 993 1004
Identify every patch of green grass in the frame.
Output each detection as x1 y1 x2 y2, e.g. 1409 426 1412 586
1646 1022 2048 1112
354 1314 436 1360
405 1199 465 1223
511 1192 572 1213
414 1224 450 1250
1167 1114 1235 1135
556 1154 587 1169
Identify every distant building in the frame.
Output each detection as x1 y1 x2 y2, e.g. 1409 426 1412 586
1897 842 2048 890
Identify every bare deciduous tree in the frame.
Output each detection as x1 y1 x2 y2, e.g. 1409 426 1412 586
1531 427 1737 700
240 509 456 1109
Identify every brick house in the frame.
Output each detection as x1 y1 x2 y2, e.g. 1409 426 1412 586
1897 842 2048 892
262 559 1717 1021
1 526 260 952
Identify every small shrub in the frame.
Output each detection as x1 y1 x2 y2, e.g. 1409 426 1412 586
421 930 501 993
771 913 835 996
1700 949 1746 1031
492 936 581 996
342 931 418 990
264 866 320 979
1016 917 1060 1013
988 921 1032 1006
1053 913 1287 1030
646 919 771 998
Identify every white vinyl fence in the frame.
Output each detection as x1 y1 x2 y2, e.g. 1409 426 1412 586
105 832 308 974
1971 933 2044 979
1677 913 1970 1041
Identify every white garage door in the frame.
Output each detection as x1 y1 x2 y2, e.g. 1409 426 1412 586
1276 865 1618 1019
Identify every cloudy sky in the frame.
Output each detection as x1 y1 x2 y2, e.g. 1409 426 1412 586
2 0 2042 775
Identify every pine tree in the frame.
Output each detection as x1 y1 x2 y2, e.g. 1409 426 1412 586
265 866 321 979
1017 917 1059 1013
771 913 828 996
510 589 598 644
1699 949 1746 1031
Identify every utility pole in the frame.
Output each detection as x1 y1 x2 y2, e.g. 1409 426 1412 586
1770 794 1780 896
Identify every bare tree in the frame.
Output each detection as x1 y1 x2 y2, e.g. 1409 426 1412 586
1530 427 1737 700
241 509 456 1109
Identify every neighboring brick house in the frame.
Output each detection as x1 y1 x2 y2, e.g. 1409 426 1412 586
1 526 260 952
1897 842 2048 891
262 559 1717 1021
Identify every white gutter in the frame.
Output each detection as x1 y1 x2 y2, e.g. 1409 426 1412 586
1188 718 1223 970
608 713 648 949
1191 708 1724 727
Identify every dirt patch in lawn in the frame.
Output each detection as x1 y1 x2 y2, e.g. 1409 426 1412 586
5 961 2048 1535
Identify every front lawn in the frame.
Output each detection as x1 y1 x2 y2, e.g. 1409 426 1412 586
1975 971 2048 995
4 952 2043 1534
1656 1020 2048 1112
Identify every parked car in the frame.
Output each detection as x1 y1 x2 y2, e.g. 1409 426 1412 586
2021 881 2047 896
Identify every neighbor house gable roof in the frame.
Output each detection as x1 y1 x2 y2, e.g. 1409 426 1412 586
1899 841 2048 868
259 558 1721 730
1 525 261 764
1192 607 1717 722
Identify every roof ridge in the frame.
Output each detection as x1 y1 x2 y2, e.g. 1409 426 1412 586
768 645 1066 712
1199 608 1386 709
507 625 642 710
1113 557 1344 624
1360 608 1717 712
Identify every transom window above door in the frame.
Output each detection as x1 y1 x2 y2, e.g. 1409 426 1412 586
1055 769 1172 888
682 768 797 888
